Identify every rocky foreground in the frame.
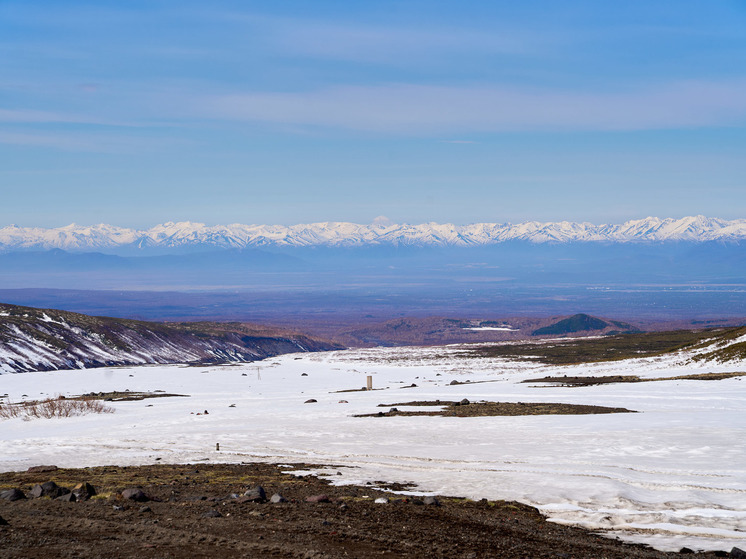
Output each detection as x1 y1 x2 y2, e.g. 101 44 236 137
0 463 741 559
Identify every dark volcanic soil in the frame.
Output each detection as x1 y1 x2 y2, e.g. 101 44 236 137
0 463 732 558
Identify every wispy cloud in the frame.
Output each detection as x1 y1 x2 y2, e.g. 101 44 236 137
258 17 542 63
0 130 191 153
203 80 746 134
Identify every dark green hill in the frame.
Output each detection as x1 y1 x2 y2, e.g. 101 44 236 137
532 314 636 336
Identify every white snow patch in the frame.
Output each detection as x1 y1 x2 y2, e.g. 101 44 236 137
0 345 744 552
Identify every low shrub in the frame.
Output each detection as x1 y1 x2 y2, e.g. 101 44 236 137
0 396 114 420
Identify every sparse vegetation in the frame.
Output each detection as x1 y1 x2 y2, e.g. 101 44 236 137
523 371 746 386
0 396 114 420
463 328 737 364
355 400 635 417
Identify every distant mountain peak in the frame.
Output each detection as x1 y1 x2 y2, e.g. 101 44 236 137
0 216 744 253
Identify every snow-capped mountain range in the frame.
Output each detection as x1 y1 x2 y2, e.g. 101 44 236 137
0 216 744 252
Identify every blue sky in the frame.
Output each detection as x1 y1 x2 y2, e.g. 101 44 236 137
1 0 745 228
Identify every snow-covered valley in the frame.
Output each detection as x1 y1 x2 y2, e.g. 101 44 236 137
1 342 744 553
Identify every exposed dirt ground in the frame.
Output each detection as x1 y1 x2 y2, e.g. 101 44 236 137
0 463 735 558
355 400 635 417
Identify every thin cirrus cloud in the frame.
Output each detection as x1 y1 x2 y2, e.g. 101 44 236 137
204 80 746 134
257 18 541 63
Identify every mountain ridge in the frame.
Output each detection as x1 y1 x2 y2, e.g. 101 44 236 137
0 303 341 374
1 216 745 252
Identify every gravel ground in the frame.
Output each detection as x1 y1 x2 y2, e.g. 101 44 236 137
0 463 736 559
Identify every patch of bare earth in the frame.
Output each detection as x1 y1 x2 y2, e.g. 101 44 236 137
0 463 728 558
355 400 636 417
523 372 746 387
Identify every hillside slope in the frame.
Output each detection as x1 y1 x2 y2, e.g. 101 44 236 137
0 303 341 373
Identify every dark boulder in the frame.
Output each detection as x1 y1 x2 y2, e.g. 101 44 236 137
304 399 317 403
0 514 8 526
0 488 26 502
121 488 149 502
56 492 76 502
30 481 70 499
731 548 746 559
243 486 267 502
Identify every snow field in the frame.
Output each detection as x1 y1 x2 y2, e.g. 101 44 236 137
0 344 744 552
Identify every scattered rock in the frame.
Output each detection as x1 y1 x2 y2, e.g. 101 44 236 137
202 509 222 518
26 465 58 474
679 548 694 554
270 493 287 504
243 486 267 502
56 492 76 503
72 482 97 501
304 399 318 404
121 488 149 502
0 488 26 502
139 506 152 513
338 400 348 404
423 496 440 506
301 373 308 376
30 481 70 499
389 408 398 413
459 398 470 405
305 494 330 503
374 497 389 504
449 380 461 385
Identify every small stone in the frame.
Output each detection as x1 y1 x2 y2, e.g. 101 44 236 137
679 548 694 554
374 497 389 504
459 398 470 405
389 408 398 413
113 505 125 511
139 506 152 513
305 494 330 503
449 380 460 385
0 488 26 502
301 373 308 376
26 465 58 473
202 509 222 518
304 399 317 403
338 400 348 404
423 496 440 506
270 493 286 504
121 488 149 502
243 486 267 502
